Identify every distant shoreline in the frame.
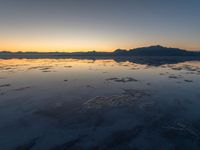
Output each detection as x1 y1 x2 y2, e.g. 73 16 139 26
1 45 200 58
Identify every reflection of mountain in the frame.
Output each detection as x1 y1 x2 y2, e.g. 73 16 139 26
113 56 200 66
0 45 200 66
126 45 200 56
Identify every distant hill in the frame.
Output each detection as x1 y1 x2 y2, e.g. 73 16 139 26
0 45 200 58
114 45 200 56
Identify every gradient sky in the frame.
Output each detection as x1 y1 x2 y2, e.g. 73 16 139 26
0 0 200 52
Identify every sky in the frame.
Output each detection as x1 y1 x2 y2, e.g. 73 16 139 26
0 0 200 52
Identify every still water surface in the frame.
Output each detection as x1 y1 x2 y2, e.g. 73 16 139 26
0 58 200 150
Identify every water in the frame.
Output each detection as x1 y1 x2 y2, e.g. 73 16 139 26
0 58 200 150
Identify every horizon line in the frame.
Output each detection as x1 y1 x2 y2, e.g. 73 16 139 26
1 45 200 53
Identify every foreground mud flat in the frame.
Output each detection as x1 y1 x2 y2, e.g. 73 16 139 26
0 58 200 150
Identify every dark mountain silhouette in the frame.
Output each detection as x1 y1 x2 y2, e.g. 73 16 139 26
0 45 199 58
113 45 200 56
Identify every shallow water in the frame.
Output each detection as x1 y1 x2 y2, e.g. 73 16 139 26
0 58 200 150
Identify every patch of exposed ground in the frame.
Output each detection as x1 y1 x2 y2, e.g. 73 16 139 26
13 86 31 91
168 74 183 79
0 84 11 87
84 89 152 109
64 66 72 68
28 66 54 72
106 77 138 83
166 64 200 75
184 79 193 82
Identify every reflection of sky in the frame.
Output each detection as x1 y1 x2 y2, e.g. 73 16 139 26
0 59 200 88
0 0 200 52
0 58 200 149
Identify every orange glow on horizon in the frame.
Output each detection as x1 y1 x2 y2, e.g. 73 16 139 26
1 39 200 52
